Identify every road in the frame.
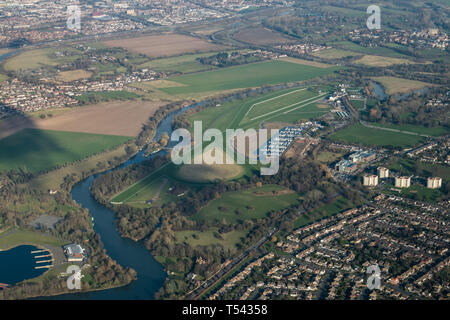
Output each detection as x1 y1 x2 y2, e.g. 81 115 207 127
185 227 277 300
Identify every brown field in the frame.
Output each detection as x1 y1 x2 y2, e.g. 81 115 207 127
372 76 433 95
103 34 225 58
0 100 165 139
279 57 333 68
0 48 11 55
57 69 92 82
233 27 296 45
354 55 412 67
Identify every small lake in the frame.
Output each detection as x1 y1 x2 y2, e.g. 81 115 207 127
0 245 48 286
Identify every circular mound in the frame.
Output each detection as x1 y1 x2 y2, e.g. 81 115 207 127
176 164 244 183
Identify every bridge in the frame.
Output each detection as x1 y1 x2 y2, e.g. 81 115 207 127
0 283 10 289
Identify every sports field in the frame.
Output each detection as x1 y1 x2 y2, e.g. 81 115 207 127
191 185 300 223
160 60 339 95
0 129 131 173
330 123 425 148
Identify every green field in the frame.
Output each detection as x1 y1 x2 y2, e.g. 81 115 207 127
188 87 330 132
139 52 220 73
191 185 300 223
160 60 339 95
244 88 320 120
0 228 68 250
174 228 247 250
3 48 81 72
293 197 353 228
0 73 8 82
350 99 365 110
368 123 448 137
113 175 177 207
330 123 425 148
75 91 141 104
0 129 131 173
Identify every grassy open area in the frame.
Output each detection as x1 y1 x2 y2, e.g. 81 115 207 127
0 73 8 82
372 76 432 95
354 55 412 67
191 185 301 223
3 47 81 72
333 41 410 58
29 143 130 190
388 158 450 182
350 99 365 110
293 197 353 229
114 175 178 207
312 49 356 59
160 60 339 95
245 88 317 120
174 228 247 250
0 129 131 174
368 123 448 137
330 123 425 148
139 52 220 73
74 91 141 104
0 228 68 250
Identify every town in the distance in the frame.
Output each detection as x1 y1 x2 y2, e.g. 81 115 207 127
0 0 448 302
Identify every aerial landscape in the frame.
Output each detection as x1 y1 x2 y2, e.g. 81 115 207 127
0 0 448 309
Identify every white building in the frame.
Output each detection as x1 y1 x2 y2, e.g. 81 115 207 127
377 167 389 179
363 174 378 187
427 177 442 189
395 176 411 188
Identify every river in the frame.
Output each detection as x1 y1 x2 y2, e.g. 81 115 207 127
46 104 198 299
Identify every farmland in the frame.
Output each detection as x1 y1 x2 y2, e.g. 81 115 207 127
160 60 339 95
0 100 164 139
232 27 296 45
0 129 131 173
330 123 425 148
138 52 220 73
191 185 301 223
103 34 225 58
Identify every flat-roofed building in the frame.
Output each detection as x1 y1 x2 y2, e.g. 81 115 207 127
377 167 389 179
63 244 85 262
427 177 442 189
395 176 411 188
363 174 378 187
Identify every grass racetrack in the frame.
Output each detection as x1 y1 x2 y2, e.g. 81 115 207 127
0 129 131 173
176 163 244 183
330 123 425 148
